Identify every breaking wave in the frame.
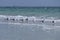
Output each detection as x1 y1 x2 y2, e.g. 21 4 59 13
0 15 60 32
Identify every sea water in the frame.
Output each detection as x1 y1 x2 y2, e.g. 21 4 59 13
0 7 60 40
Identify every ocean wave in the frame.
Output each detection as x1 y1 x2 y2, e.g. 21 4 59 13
0 15 60 26
0 15 60 32
0 15 60 24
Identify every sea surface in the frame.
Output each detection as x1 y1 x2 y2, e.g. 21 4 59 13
0 7 60 40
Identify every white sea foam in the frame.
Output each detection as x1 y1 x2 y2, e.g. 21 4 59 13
0 15 60 23
0 15 60 32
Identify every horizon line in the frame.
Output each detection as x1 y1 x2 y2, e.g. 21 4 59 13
0 6 60 7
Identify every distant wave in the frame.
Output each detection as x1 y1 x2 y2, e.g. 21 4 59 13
0 15 60 32
0 15 60 26
0 15 60 24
